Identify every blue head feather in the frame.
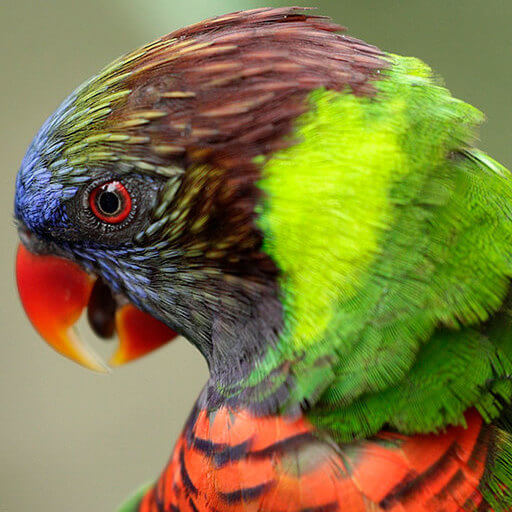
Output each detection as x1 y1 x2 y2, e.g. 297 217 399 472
15 94 79 236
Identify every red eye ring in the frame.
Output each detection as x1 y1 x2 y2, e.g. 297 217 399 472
89 181 132 224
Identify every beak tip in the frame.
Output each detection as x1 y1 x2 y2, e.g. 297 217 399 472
61 330 112 374
85 360 111 374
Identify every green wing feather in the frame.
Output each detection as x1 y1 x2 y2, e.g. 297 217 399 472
309 147 512 440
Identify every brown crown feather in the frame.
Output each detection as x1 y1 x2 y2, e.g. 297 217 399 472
104 6 386 174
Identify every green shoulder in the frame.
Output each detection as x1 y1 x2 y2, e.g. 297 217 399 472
236 54 512 438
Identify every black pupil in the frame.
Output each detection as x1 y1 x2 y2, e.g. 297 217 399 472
97 190 121 216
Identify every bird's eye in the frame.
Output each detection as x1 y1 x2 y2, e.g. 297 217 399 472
89 181 132 224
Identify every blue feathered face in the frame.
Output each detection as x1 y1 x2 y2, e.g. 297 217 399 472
15 94 164 250
14 93 183 371
15 116 165 294
15 100 80 237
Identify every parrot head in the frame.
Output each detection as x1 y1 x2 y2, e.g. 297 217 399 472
14 9 385 384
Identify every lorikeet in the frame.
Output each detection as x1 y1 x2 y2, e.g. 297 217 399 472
14 7 512 512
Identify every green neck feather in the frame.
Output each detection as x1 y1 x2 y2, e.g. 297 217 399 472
217 55 512 438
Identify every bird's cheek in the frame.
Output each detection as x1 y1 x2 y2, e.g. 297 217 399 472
16 244 178 372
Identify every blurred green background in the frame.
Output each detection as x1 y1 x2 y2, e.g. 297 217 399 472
0 1 510 510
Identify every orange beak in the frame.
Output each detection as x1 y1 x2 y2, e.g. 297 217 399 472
16 243 178 371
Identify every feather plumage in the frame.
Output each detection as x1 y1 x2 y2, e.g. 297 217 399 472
13 8 512 512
